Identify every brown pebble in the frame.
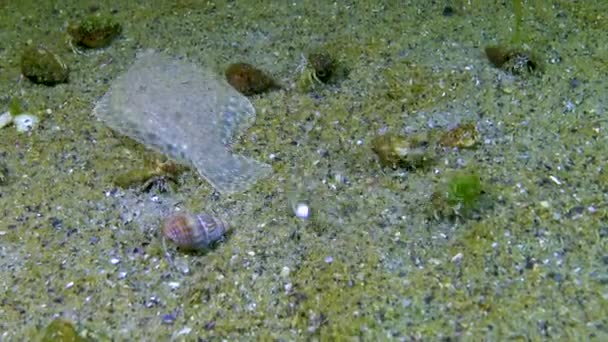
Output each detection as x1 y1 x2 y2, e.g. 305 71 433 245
225 63 279 96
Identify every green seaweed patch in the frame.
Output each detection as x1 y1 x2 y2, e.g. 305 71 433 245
430 170 487 220
38 319 90 342
9 97 24 116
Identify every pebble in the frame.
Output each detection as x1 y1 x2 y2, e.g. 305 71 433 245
162 313 176 325
295 203 310 219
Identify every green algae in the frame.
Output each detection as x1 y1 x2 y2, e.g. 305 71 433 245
445 171 483 209
511 0 525 45
39 319 86 342
8 97 24 115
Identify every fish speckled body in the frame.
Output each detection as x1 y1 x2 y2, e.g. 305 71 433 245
162 212 230 250
93 51 271 194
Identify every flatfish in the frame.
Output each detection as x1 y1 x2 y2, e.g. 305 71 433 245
93 51 271 194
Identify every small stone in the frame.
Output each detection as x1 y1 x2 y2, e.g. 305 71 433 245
295 203 310 219
451 252 463 263
162 313 176 325
174 327 192 337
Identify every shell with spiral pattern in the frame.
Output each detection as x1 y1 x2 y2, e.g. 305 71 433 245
162 212 230 250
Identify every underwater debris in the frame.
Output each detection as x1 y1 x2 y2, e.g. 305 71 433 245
162 212 230 251
20 46 69 85
225 62 280 96
93 51 272 194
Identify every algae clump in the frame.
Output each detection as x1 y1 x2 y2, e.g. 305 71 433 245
430 170 485 220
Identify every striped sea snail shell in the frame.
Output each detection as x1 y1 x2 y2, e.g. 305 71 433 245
162 212 230 250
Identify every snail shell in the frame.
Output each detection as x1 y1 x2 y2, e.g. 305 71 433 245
162 212 230 250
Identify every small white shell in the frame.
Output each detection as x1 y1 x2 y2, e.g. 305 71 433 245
294 202 310 219
0 111 12 129
13 114 39 132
